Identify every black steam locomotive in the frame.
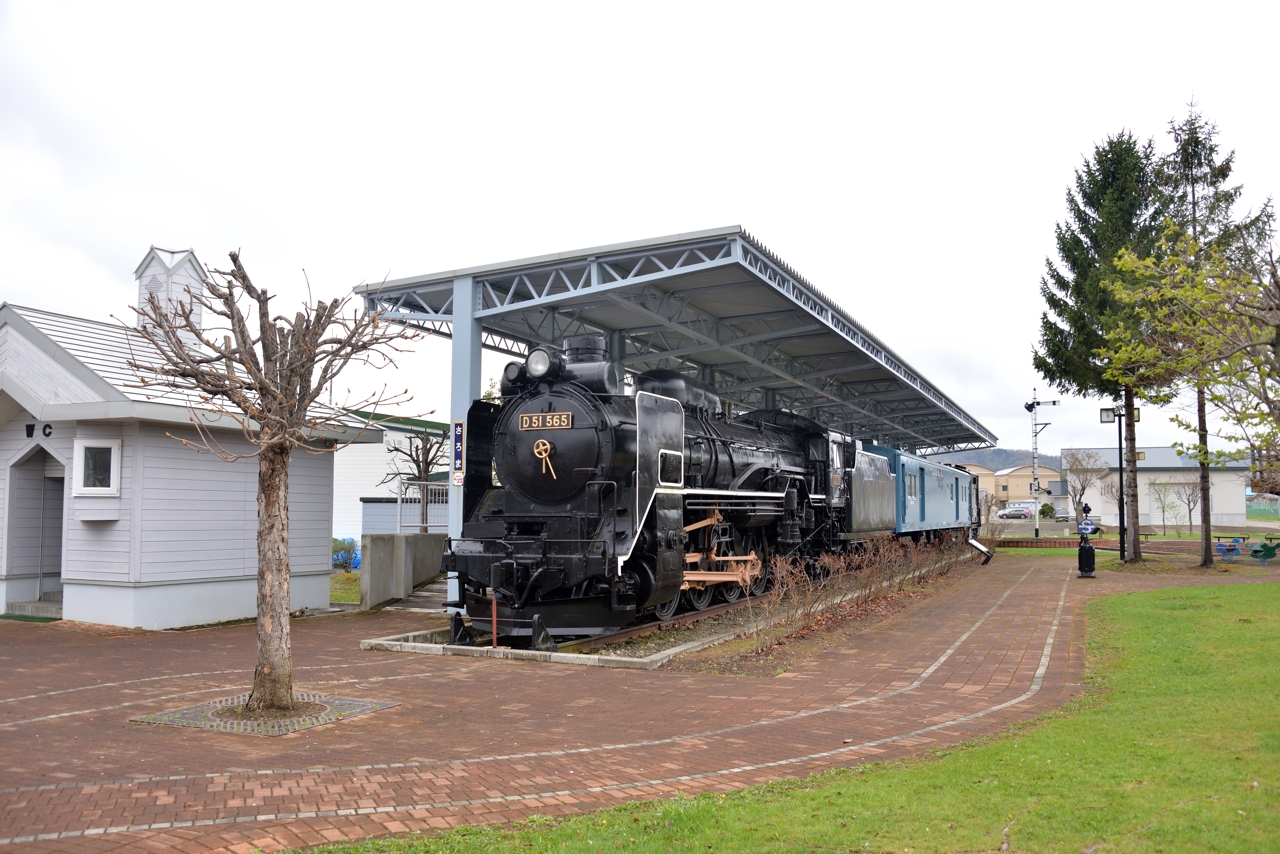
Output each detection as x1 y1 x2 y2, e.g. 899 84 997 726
443 334 979 640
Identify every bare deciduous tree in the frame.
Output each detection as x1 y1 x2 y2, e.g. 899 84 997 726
1148 479 1181 535
1169 477 1202 536
978 490 1006 537
129 251 415 711
1061 448 1108 522
1099 473 1122 513
379 428 447 527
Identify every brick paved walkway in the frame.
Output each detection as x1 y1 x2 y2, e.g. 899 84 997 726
1 554 1273 852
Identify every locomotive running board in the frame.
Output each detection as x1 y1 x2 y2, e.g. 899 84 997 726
968 538 994 565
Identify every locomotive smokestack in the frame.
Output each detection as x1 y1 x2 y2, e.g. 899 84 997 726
563 333 607 363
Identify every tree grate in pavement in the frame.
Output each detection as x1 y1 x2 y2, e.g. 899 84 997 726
131 692 398 736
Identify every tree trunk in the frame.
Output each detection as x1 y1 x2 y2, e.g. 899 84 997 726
1123 387 1142 561
246 444 294 711
1197 386 1214 567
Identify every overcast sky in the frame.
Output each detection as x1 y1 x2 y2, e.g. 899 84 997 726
2 1 1276 455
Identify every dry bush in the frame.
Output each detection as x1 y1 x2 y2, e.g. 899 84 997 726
983 518 1013 540
741 535 969 655
742 556 787 655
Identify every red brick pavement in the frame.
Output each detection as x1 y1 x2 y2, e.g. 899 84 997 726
1 555 1273 852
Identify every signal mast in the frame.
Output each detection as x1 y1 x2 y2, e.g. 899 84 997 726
1024 389 1059 539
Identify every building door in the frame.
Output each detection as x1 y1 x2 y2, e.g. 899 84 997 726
6 447 65 603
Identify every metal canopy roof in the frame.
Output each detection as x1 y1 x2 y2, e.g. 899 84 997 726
356 226 996 454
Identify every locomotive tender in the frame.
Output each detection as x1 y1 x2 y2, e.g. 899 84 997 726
443 333 979 639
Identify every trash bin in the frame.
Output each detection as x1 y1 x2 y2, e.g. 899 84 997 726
1078 538 1095 578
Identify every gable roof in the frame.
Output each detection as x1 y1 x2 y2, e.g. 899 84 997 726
14 304 197 406
995 465 1059 476
133 246 208 281
1063 446 1250 470
0 303 380 442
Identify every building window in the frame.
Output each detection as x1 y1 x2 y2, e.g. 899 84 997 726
73 439 121 497
1001 485 1007 492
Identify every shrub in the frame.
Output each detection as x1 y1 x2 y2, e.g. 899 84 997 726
332 538 358 571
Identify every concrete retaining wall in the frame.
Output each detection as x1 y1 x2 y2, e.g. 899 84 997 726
359 533 446 609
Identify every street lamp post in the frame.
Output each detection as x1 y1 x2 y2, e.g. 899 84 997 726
1100 405 1140 562
1024 389 1059 539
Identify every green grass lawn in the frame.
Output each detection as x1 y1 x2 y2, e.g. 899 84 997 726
330 571 360 604
992 547 1081 557
297 582 1280 853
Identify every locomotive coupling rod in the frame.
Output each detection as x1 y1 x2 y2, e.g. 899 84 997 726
683 510 722 533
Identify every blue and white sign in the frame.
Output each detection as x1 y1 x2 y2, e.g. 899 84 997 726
451 421 465 486
1078 519 1097 535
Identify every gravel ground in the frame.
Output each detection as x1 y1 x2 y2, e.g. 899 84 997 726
587 552 974 660
592 603 761 657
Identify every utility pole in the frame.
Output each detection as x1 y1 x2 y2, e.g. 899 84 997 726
1024 389 1059 539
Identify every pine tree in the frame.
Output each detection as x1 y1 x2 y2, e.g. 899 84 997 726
1035 131 1161 560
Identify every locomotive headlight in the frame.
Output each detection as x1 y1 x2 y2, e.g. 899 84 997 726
526 347 555 379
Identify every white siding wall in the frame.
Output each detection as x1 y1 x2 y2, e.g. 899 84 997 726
332 439 398 540
1081 470 1251 527
288 446 334 576
65 422 131 582
4 415 335 595
137 424 332 583
137 423 252 582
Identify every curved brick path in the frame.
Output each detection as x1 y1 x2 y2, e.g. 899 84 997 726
1 555 1273 852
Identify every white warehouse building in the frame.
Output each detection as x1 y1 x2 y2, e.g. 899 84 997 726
1064 446 1250 529
0 247 379 629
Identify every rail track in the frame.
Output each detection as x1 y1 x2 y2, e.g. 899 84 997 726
554 596 754 654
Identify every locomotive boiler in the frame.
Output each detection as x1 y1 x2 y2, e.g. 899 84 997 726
442 333 978 640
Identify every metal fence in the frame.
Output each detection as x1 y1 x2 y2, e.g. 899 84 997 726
397 479 449 533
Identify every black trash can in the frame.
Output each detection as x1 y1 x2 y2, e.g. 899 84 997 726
1078 538 1096 578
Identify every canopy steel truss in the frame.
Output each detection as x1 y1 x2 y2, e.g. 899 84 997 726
357 226 996 456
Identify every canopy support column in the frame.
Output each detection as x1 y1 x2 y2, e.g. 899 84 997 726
448 275 481 609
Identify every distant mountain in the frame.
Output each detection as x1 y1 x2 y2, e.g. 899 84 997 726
931 448 1061 472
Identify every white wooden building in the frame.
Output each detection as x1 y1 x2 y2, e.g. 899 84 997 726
0 247 380 629
1063 446 1250 529
331 412 449 540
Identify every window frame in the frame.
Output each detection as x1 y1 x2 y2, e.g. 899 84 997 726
72 438 122 497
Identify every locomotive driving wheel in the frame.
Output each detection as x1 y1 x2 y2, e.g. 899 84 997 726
748 531 771 597
683 584 714 611
653 594 680 621
715 531 747 603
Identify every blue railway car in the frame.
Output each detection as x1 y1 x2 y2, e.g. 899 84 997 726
863 444 976 538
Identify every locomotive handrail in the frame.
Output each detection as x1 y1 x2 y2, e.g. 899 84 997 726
587 478 620 574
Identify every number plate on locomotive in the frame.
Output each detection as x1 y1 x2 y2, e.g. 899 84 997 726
519 412 573 430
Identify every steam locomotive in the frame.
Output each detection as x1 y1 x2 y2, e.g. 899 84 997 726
442 334 979 640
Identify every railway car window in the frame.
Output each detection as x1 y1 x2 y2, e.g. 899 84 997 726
830 442 843 472
808 436 827 460
658 449 683 485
